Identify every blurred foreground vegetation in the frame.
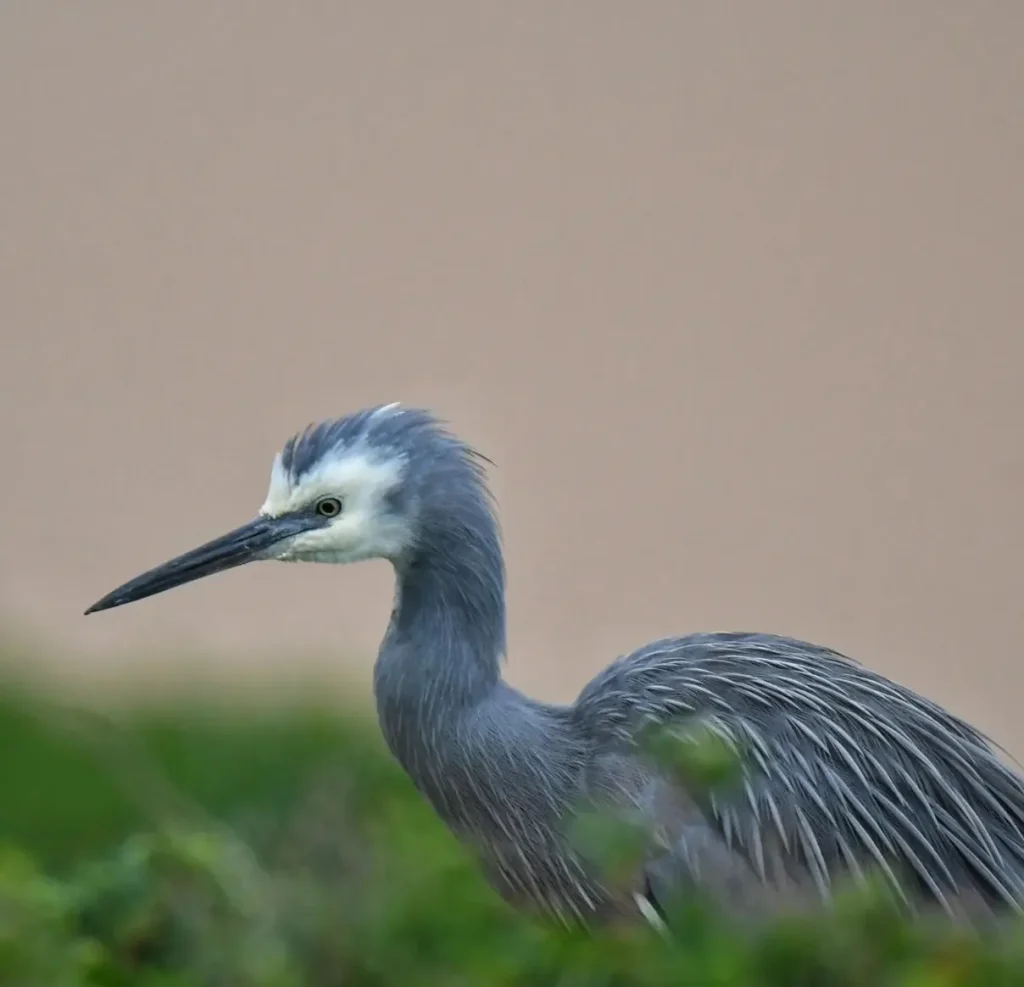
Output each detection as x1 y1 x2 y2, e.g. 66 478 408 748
1 651 1023 985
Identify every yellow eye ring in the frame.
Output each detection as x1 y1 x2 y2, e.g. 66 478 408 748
315 497 343 518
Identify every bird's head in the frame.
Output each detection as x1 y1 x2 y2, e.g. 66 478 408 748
85 403 496 614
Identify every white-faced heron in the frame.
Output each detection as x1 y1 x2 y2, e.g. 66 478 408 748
86 404 1024 929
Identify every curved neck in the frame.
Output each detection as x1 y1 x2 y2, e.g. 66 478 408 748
373 495 507 763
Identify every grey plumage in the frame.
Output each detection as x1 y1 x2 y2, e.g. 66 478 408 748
86 405 1024 929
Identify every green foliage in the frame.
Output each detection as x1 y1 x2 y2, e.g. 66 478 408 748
641 719 745 793
0 652 1023 986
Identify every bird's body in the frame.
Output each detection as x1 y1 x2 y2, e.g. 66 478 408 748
87 405 1024 929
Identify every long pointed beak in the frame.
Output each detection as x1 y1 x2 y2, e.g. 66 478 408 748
84 514 324 615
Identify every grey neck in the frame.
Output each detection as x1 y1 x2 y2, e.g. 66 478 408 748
371 508 600 917
372 500 509 775
367 469 606 919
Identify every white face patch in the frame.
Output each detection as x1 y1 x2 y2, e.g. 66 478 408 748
258 447 413 563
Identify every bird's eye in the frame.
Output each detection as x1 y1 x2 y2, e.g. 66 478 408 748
314 496 343 518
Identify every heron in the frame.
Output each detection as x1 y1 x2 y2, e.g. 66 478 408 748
86 403 1024 929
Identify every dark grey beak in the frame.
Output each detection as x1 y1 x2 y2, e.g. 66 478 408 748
85 514 324 615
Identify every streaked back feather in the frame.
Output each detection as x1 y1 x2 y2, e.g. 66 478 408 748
573 632 1024 914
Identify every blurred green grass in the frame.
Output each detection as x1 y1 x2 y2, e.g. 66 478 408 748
0 681 367 868
2 637 1024 986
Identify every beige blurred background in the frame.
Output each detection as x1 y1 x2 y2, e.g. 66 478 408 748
2 4 1022 747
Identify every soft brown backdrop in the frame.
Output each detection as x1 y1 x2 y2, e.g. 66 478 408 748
2 4 1023 748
